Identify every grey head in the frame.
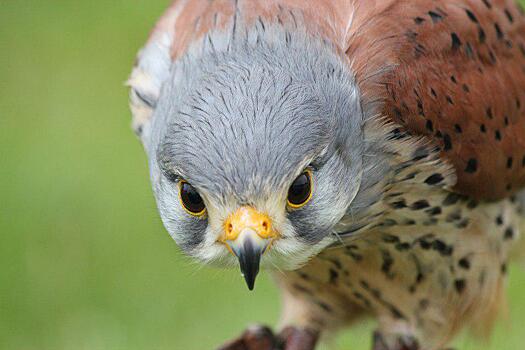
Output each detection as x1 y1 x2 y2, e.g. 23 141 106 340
140 23 369 289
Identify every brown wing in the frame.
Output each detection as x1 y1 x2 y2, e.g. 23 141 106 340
347 0 525 200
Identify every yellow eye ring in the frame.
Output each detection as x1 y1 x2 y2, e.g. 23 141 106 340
178 180 207 217
287 169 314 209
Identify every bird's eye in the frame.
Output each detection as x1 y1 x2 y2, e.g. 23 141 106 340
179 181 206 216
287 170 313 209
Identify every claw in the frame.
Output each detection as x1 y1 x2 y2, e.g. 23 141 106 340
217 325 277 350
217 325 319 350
278 327 319 350
372 330 420 350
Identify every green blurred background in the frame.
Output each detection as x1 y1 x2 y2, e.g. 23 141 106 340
1 1 525 349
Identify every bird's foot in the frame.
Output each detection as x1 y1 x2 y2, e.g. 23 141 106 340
279 326 319 350
217 325 276 350
372 330 419 350
217 325 318 350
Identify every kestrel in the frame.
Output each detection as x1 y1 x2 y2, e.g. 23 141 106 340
128 1 525 349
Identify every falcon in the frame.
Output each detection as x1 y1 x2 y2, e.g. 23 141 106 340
128 0 525 349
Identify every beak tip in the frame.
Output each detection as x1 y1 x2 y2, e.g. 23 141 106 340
243 272 257 291
240 259 259 291
228 228 268 291
237 239 261 291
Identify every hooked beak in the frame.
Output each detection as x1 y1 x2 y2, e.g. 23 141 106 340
220 207 277 290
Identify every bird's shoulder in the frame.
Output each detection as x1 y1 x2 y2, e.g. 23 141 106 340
347 0 525 200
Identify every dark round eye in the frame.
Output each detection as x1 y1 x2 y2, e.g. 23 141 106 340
179 181 206 216
287 171 313 208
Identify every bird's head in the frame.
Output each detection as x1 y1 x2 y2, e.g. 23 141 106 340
138 26 367 289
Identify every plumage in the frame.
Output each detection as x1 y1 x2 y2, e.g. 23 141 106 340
129 1 525 349
132 0 525 200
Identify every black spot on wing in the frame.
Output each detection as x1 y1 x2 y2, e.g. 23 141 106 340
465 158 478 173
451 33 462 51
428 10 443 23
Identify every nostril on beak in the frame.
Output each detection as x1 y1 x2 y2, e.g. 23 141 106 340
261 220 269 234
222 206 276 243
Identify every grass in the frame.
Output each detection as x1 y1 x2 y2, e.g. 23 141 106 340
1 1 524 349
